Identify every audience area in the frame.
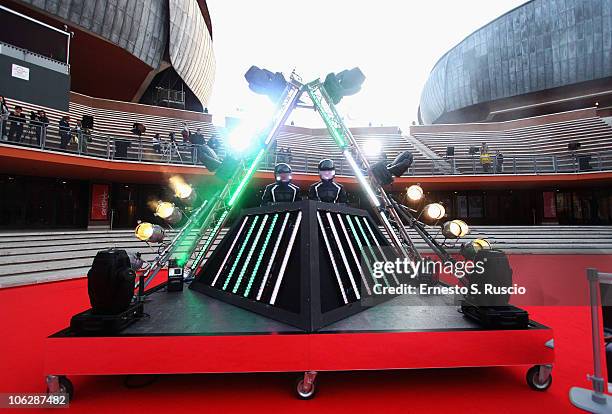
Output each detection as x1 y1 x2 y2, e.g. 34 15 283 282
2 95 612 177
412 109 612 174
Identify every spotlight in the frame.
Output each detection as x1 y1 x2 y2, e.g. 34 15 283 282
424 203 445 220
442 220 470 238
155 201 183 225
370 150 414 185
363 140 381 157
460 239 491 259
169 176 196 205
387 151 414 177
406 184 424 202
323 67 366 104
135 222 165 243
244 66 288 102
226 98 276 155
87 249 136 315
196 144 222 171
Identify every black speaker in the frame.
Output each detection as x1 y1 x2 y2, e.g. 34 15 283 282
114 139 131 159
82 115 94 130
468 146 479 155
446 146 455 156
568 141 582 151
87 249 136 315
578 155 592 171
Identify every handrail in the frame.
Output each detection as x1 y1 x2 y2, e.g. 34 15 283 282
2 117 612 176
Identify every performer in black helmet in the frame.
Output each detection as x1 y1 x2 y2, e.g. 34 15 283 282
261 163 301 205
308 159 347 203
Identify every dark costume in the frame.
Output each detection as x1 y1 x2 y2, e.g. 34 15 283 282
308 159 347 203
261 163 301 205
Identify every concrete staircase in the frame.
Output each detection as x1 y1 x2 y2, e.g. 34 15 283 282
0 228 227 288
1 226 611 288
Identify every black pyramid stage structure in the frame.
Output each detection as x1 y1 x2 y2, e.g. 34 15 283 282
190 201 399 331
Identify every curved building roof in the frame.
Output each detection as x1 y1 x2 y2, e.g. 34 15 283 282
13 0 215 106
419 0 612 124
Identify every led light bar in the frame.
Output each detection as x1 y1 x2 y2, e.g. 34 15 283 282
343 149 379 207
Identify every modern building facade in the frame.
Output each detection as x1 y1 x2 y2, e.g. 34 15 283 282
1 0 215 110
419 0 612 124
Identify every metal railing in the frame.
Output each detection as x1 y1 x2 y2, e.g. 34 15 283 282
2 117 612 176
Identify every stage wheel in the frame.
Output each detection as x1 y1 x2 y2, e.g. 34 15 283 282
46 376 74 401
526 365 552 391
295 374 317 400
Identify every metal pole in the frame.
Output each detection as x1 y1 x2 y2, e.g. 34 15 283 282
587 268 607 400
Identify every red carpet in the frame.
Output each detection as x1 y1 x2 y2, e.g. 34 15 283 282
0 255 611 413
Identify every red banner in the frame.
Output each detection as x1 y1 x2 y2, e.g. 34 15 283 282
543 191 557 218
90 184 110 220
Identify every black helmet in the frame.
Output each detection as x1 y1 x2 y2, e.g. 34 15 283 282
274 163 292 175
318 159 335 171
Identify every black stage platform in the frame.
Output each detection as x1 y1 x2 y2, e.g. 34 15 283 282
45 283 555 398
121 287 482 336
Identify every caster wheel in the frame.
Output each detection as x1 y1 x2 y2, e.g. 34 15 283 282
47 376 74 401
295 377 317 400
526 366 552 391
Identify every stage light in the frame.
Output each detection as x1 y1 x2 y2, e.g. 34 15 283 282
226 98 276 155
244 66 288 102
135 222 165 243
87 249 136 316
406 185 424 202
363 140 381 157
370 150 414 186
424 203 445 220
169 176 196 205
323 67 366 104
155 201 183 225
442 220 470 238
460 238 492 260
387 151 414 177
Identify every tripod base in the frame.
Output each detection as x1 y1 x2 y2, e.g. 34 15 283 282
570 387 611 413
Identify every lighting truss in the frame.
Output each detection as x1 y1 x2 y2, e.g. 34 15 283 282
144 69 467 288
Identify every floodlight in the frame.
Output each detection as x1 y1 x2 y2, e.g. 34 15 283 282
155 201 183 225
323 68 366 104
460 238 492 259
363 140 382 157
169 176 196 205
442 220 470 238
424 203 445 220
135 222 165 243
244 66 288 102
406 185 424 202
